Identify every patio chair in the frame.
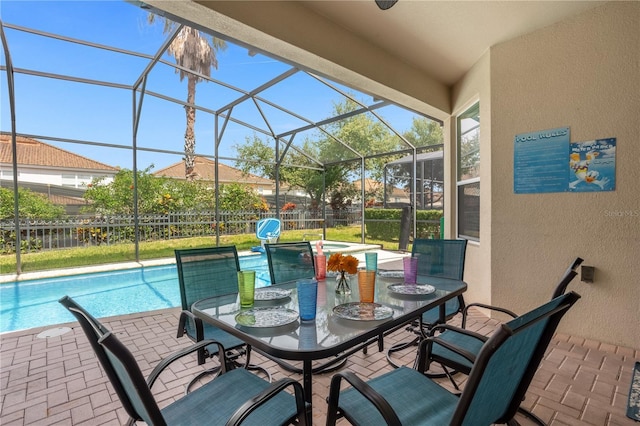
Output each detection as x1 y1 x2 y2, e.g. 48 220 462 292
326 291 581 426
386 239 468 368
59 296 308 426
175 246 269 391
425 257 583 386
265 241 316 285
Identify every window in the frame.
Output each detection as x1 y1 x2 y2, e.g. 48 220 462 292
456 102 480 240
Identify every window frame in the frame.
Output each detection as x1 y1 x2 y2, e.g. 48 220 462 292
456 101 480 241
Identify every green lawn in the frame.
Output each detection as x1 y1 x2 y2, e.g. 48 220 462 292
0 226 401 275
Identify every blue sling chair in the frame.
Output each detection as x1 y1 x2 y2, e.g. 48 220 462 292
175 246 270 392
59 296 308 426
422 257 583 425
264 241 317 286
386 239 468 369
326 290 581 426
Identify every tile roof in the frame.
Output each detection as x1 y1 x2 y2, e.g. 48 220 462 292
154 156 274 186
0 134 118 171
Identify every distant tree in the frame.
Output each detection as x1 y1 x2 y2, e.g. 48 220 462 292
388 117 445 205
234 135 350 212
147 15 227 180
234 97 402 207
218 183 268 213
320 98 400 182
402 117 443 147
82 166 216 215
0 187 65 220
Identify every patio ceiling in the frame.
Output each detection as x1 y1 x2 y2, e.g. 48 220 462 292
298 0 608 86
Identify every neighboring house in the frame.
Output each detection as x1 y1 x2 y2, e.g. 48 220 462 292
352 178 411 206
153 156 275 195
0 134 119 213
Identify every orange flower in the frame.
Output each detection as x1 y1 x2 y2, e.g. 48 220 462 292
327 253 359 275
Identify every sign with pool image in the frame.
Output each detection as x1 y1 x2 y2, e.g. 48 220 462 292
514 127 616 193
568 138 616 192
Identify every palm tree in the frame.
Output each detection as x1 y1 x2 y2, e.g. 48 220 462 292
148 15 227 180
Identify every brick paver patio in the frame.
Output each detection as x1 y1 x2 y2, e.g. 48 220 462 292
1 307 637 425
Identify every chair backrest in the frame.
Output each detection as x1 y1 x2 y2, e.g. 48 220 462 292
256 218 281 240
551 257 583 299
413 239 467 321
451 291 581 425
265 241 315 285
412 239 467 280
174 246 240 311
99 331 168 425
58 296 139 421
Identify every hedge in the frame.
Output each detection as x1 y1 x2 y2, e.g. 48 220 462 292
364 208 443 240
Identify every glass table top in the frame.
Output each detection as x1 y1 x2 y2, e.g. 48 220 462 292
192 274 466 357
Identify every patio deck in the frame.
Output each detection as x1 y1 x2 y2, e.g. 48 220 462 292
1 307 637 425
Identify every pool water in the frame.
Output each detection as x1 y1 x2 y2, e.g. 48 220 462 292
0 254 271 333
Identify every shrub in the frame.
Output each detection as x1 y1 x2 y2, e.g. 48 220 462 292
364 208 443 240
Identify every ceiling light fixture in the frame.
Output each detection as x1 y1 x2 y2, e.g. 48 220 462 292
375 0 398 10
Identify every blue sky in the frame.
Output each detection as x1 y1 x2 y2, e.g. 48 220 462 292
1 0 420 172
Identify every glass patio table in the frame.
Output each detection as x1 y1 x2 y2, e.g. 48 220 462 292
191 273 466 410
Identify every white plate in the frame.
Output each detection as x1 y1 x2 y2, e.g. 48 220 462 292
235 308 299 328
332 302 394 321
387 283 436 295
254 288 292 301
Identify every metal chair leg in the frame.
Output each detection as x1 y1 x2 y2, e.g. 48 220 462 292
386 335 420 368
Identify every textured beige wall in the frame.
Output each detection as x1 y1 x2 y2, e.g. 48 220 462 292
449 53 492 307
488 1 639 347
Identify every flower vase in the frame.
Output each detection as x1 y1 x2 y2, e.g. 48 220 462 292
335 271 351 295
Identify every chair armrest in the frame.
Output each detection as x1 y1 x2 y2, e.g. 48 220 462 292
226 378 308 426
146 339 227 389
427 323 488 342
177 310 205 342
461 303 518 328
416 331 485 372
326 371 401 426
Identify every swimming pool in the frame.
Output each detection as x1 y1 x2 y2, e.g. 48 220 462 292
0 254 271 334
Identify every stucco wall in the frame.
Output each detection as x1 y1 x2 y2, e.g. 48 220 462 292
489 1 639 347
449 53 492 306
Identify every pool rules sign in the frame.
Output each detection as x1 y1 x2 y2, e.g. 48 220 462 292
514 127 616 193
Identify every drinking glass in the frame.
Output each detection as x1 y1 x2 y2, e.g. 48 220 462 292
237 270 256 307
358 270 376 303
296 278 318 321
365 252 378 271
403 257 418 284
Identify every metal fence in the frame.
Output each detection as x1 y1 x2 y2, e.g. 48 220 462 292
0 209 363 254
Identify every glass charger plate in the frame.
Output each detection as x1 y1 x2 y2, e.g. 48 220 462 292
235 307 299 328
332 302 394 321
254 288 292 301
387 283 436 295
